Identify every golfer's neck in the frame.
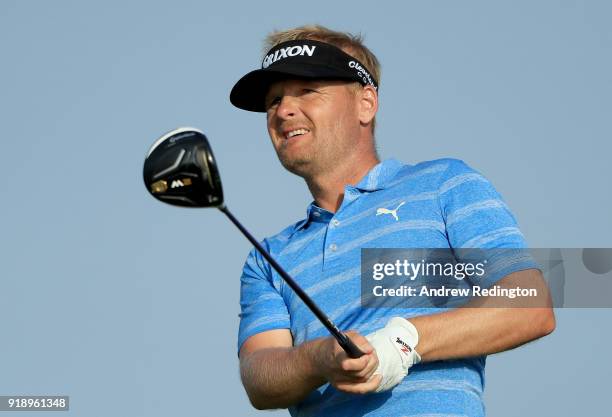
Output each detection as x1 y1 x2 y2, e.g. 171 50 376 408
306 155 379 213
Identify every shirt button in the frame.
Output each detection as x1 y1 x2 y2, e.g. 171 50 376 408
331 219 340 227
329 243 338 252
313 211 321 217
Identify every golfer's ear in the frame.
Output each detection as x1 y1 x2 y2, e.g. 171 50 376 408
358 85 378 126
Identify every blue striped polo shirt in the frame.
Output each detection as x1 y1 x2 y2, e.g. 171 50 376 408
238 158 537 417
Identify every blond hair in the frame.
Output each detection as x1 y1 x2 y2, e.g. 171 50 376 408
263 25 381 132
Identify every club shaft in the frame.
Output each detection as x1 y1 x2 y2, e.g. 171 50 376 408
219 206 364 358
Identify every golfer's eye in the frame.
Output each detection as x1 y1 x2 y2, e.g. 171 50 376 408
266 96 282 109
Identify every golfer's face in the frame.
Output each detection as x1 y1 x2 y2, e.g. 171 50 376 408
265 79 361 176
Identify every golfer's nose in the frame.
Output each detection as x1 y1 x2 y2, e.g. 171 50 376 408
276 95 299 119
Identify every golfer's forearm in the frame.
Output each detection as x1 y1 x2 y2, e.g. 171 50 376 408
411 269 556 361
240 340 326 410
412 306 555 361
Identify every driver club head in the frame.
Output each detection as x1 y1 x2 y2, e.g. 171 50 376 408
143 127 224 208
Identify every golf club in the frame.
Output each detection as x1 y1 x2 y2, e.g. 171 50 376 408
143 127 364 358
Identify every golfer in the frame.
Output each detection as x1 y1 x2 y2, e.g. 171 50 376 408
230 25 555 416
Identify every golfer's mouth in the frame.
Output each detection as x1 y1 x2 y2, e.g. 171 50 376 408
284 128 311 140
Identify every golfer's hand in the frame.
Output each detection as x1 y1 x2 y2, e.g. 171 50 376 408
365 317 421 393
316 331 382 394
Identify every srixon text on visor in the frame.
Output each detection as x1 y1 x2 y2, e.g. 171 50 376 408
262 45 316 68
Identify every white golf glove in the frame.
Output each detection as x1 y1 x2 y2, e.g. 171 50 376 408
366 317 421 392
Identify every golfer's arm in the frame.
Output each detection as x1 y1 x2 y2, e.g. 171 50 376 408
411 268 556 361
239 329 326 410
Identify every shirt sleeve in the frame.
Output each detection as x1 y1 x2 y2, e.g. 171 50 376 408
436 159 539 287
237 241 291 353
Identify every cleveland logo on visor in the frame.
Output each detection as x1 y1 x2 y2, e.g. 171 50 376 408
349 60 376 90
262 44 317 68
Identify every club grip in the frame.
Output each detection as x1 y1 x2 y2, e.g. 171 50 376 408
338 333 365 358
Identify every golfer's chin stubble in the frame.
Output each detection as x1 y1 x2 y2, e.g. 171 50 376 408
276 147 318 177
274 134 355 179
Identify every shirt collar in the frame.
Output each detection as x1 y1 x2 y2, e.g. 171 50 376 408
292 159 404 233
353 158 403 192
292 203 331 232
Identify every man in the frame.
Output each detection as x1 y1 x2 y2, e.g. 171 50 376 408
230 25 555 416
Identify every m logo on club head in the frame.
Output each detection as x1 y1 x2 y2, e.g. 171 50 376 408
376 202 405 221
170 178 193 189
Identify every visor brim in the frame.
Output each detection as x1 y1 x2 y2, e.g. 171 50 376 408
230 63 359 112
